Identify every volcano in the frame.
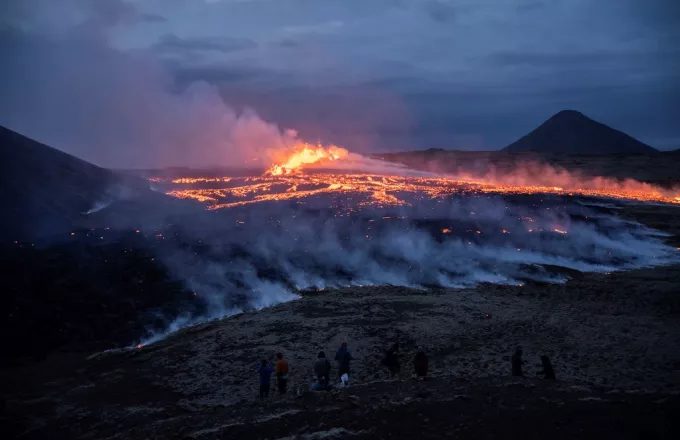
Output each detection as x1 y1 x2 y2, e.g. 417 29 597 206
502 110 658 154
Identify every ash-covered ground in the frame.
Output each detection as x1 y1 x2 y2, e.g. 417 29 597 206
2 199 680 439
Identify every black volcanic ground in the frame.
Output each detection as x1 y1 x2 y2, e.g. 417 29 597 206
2 123 680 439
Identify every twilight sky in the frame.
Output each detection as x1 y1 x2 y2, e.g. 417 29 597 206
1 0 679 168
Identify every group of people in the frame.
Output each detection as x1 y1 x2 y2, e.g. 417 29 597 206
257 352 289 398
380 343 429 380
255 342 430 398
511 347 556 379
257 344 555 398
313 342 353 389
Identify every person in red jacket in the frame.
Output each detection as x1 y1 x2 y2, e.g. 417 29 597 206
275 352 289 394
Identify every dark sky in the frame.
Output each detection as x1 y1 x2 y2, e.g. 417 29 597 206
1 0 679 168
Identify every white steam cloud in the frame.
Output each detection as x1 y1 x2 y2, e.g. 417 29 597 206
0 0 309 169
129 192 678 345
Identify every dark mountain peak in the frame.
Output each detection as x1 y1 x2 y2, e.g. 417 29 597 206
549 109 588 120
502 110 658 155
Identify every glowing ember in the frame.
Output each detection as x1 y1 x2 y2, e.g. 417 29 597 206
442 228 452 234
266 143 349 176
553 228 568 234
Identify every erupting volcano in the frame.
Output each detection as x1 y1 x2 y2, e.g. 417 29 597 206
157 143 680 210
130 141 680 317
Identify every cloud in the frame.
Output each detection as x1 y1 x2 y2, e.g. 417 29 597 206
169 64 268 86
1 0 679 159
0 4 315 168
154 33 257 54
283 20 344 35
424 1 456 23
139 13 167 23
1 0 164 30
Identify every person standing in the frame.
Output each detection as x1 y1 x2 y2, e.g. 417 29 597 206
511 347 524 377
257 360 274 398
275 352 289 394
335 342 353 380
541 355 556 380
314 351 332 387
414 347 429 379
382 342 401 379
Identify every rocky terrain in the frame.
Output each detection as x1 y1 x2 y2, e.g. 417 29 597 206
3 201 680 439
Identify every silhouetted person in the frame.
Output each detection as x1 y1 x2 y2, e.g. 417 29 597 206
414 347 429 379
314 351 332 387
382 342 401 379
275 352 289 394
257 360 274 398
511 347 524 377
541 355 556 380
335 342 353 379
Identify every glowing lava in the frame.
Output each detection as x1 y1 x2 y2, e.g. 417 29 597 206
266 143 349 175
158 172 680 211
157 145 680 209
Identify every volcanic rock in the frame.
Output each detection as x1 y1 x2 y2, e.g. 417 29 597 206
502 110 658 154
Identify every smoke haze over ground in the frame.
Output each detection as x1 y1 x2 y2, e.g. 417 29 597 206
103 174 679 345
2 1 679 350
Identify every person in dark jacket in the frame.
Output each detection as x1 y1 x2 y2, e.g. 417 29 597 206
257 360 274 398
414 347 428 379
541 355 556 380
382 342 400 379
511 347 524 377
335 342 353 379
314 351 332 386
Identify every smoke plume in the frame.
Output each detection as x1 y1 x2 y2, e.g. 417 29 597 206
0 0 313 170
125 187 679 345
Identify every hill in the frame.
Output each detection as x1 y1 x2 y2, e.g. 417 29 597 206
0 127 208 363
0 126 147 241
502 110 658 154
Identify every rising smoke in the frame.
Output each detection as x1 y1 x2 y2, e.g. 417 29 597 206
0 0 312 170
128 188 678 345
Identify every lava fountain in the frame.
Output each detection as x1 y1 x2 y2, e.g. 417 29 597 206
266 143 349 176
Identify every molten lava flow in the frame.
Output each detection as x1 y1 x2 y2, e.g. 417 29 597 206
154 160 680 212
266 143 349 175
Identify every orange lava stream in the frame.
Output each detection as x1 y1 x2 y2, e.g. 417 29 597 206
157 172 680 210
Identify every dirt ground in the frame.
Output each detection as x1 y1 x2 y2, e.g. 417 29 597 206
2 202 680 439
